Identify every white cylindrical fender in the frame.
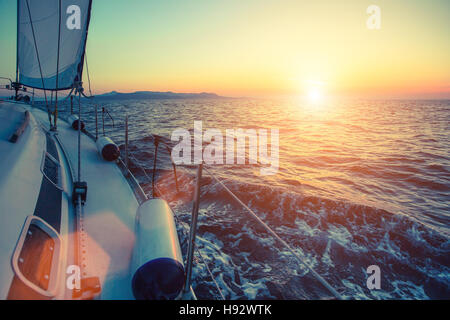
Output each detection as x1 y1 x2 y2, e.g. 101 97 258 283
131 199 185 300
67 114 85 130
96 136 120 161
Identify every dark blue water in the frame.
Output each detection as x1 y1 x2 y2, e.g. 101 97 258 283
48 98 450 299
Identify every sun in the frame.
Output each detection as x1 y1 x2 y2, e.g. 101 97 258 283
308 87 322 103
301 79 326 104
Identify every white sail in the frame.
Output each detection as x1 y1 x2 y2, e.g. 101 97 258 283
17 0 92 90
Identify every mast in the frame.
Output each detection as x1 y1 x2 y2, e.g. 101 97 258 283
15 0 19 100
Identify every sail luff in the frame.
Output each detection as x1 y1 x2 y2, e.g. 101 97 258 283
55 0 61 91
76 0 93 89
54 0 62 128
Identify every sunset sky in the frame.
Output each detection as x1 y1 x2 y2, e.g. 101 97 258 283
0 0 449 98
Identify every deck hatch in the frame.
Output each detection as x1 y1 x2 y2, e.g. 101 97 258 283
11 216 63 298
17 224 55 290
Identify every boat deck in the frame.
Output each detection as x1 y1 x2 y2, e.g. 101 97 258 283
29 105 139 299
0 101 140 299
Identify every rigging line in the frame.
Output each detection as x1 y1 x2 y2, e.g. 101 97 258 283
203 166 345 300
195 246 226 300
54 0 62 129
152 139 159 198
201 177 230 197
84 52 92 97
59 87 75 102
15 0 19 99
15 2 19 80
163 144 180 193
0 77 13 83
128 152 163 197
171 206 226 300
77 90 82 182
24 0 52 127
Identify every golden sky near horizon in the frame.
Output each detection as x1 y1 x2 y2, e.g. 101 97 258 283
0 0 449 98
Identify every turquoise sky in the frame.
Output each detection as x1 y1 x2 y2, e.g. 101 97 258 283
1 0 449 98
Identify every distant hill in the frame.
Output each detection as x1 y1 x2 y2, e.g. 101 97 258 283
92 90 225 100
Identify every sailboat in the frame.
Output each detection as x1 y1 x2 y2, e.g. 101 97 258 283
0 0 344 301
0 0 191 300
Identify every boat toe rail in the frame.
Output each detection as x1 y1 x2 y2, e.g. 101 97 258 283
9 111 30 143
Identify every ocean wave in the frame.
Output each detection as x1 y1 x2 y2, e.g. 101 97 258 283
39 98 450 299
148 169 450 299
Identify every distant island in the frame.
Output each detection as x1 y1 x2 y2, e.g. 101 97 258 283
92 91 226 100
